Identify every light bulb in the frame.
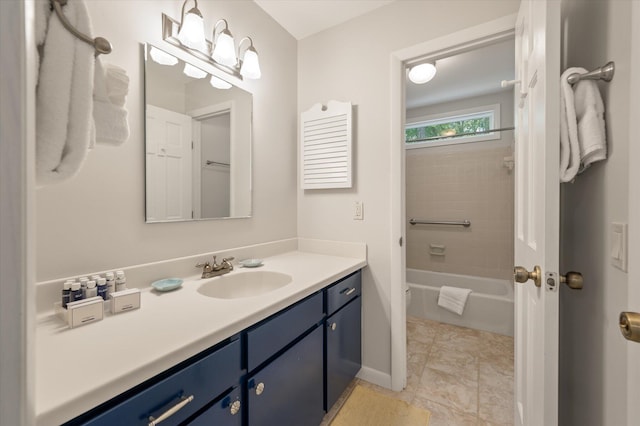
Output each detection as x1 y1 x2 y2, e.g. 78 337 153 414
177 10 206 52
408 63 437 84
183 63 207 79
210 75 232 89
240 48 261 79
149 47 178 66
212 31 237 67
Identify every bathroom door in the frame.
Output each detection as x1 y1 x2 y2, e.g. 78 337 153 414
513 1 561 425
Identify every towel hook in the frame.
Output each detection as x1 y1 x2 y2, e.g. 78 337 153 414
50 0 112 56
567 61 615 85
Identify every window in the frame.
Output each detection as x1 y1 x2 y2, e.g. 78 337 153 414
405 104 500 149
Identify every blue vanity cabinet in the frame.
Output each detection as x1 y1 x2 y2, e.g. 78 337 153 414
186 386 242 426
246 327 325 426
325 270 362 410
70 338 242 426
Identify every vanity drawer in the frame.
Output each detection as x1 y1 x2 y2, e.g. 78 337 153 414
80 339 241 426
326 270 361 316
187 386 242 426
246 292 323 371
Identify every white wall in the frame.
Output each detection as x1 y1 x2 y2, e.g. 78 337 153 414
559 0 631 424
35 0 298 281
298 0 519 380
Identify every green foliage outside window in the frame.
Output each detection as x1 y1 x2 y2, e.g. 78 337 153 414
406 116 491 143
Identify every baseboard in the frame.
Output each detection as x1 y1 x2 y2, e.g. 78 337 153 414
356 366 392 389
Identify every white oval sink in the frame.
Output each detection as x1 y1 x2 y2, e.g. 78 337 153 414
197 271 293 299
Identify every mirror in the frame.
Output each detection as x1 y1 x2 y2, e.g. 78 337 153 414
144 44 252 222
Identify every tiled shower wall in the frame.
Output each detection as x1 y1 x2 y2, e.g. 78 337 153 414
406 141 514 281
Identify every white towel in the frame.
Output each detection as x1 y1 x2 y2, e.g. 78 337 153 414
559 67 607 183
36 0 95 185
92 59 130 146
438 286 472 316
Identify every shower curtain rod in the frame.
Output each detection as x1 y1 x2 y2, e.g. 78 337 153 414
405 126 515 144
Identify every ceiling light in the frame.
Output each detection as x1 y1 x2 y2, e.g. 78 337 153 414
176 0 206 52
238 37 261 80
183 63 207 79
210 75 232 89
149 46 178 65
408 62 437 84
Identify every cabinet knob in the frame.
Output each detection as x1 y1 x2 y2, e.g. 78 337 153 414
230 400 241 415
329 322 337 331
255 382 265 396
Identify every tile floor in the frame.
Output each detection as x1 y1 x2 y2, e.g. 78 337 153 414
321 316 514 426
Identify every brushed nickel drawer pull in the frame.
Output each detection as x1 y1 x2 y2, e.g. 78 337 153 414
342 287 356 296
148 395 194 426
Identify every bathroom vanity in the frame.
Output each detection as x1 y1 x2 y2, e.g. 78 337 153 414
35 245 365 426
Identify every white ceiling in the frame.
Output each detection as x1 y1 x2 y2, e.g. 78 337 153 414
252 1 514 109
406 38 515 109
253 0 395 40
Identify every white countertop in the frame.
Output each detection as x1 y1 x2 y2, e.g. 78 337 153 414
35 250 366 425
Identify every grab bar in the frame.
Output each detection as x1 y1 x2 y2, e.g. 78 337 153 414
409 219 471 227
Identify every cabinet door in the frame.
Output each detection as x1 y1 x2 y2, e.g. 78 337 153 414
187 387 241 426
247 327 324 426
326 297 361 410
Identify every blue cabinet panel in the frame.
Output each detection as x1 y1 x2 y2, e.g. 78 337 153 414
81 339 241 426
326 270 361 316
247 326 324 426
326 297 362 410
187 387 241 426
246 292 323 371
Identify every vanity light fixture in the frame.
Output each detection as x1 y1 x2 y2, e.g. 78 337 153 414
408 62 437 84
210 75 232 89
149 46 178 66
183 63 207 79
176 0 206 52
211 19 237 67
238 37 262 80
161 3 262 81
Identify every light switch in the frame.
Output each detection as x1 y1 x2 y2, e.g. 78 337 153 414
354 201 364 220
611 222 627 272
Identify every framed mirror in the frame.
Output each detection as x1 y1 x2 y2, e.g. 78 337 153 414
144 44 252 222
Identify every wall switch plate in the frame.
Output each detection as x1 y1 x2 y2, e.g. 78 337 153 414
611 222 627 272
354 201 364 220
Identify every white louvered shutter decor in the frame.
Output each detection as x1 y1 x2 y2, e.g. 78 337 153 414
300 101 353 189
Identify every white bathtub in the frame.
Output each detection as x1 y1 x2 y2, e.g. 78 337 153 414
406 269 514 336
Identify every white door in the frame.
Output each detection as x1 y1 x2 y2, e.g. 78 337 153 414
145 105 192 221
513 1 561 425
627 2 640 424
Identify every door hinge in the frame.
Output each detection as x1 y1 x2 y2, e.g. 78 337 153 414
399 237 403 247
191 211 194 219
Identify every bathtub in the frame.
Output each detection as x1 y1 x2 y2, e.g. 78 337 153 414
406 269 514 336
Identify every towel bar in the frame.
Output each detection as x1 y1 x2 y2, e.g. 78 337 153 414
567 61 615 85
51 0 112 55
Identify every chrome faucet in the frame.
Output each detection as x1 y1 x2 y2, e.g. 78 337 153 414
196 256 235 279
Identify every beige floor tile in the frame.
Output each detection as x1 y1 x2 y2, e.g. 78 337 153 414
426 344 479 382
412 394 479 426
416 367 478 415
478 384 514 425
407 318 439 344
434 323 482 353
479 360 513 390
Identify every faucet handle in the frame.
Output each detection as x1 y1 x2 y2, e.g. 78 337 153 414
222 257 235 263
195 261 209 268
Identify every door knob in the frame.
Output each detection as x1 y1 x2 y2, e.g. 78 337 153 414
619 312 640 342
560 271 583 290
514 265 541 287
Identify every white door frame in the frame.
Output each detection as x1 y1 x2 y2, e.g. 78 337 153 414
627 1 640 424
389 13 517 391
0 1 36 424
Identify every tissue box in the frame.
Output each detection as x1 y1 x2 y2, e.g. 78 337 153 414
110 288 141 314
56 297 104 328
